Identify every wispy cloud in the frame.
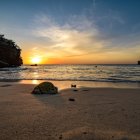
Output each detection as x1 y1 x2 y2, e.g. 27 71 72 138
29 12 140 64
2 10 139 64
32 14 108 58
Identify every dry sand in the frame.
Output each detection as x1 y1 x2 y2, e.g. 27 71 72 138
0 82 140 140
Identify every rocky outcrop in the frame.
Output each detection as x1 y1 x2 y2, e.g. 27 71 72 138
32 82 58 94
0 60 9 67
0 34 23 68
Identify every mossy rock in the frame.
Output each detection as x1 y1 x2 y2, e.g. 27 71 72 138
32 82 58 94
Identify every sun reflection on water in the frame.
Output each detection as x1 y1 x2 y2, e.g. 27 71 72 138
32 80 39 84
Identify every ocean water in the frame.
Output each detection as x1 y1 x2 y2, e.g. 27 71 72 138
0 64 140 83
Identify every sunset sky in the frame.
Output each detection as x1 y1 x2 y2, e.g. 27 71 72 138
0 0 140 64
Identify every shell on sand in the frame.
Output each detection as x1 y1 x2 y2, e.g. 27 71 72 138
32 82 58 94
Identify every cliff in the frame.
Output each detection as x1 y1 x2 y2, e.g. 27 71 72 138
0 34 23 68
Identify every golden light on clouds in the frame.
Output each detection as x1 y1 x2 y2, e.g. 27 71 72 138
19 14 140 64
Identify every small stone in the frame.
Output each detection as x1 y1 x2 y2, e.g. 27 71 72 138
69 98 75 101
73 89 78 91
59 134 63 139
83 132 87 134
71 84 76 88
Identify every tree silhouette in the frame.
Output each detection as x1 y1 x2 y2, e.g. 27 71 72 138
0 34 23 67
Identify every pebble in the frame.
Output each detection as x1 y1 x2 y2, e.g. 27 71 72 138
69 98 75 101
59 134 63 139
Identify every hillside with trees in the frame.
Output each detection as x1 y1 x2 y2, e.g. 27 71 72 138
0 34 23 68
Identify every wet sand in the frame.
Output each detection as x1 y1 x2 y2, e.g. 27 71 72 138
0 82 140 140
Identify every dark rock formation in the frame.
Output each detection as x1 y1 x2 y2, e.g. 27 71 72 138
138 61 140 65
0 60 9 67
0 34 23 68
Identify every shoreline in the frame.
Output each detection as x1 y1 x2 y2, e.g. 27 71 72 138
0 83 140 139
0 80 140 90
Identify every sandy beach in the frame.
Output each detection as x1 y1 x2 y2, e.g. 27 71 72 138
0 82 140 140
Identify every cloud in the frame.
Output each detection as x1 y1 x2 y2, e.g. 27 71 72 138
32 14 108 58
30 13 140 63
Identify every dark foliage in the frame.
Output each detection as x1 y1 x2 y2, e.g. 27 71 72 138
0 34 23 67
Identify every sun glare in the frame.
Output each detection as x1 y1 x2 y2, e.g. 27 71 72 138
31 57 41 64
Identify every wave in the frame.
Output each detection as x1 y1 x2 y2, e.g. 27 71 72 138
0 65 140 83
0 67 27 71
0 78 140 83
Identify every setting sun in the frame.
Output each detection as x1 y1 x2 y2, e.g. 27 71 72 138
31 57 41 64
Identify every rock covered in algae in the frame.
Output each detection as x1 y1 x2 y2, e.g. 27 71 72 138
32 82 58 94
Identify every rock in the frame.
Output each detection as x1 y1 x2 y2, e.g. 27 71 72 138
68 98 75 101
71 84 76 88
0 34 23 68
83 132 87 134
0 60 9 68
73 89 78 91
32 82 58 94
59 134 63 139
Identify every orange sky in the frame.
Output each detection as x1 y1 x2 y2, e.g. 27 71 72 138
22 46 139 64
20 20 139 65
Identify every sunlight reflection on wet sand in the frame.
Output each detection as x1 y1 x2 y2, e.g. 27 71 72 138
19 80 140 90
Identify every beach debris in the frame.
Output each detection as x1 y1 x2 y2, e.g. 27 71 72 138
71 84 76 88
71 84 78 91
31 82 58 94
68 98 75 101
83 132 87 134
59 134 63 139
71 84 78 92
73 89 78 91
